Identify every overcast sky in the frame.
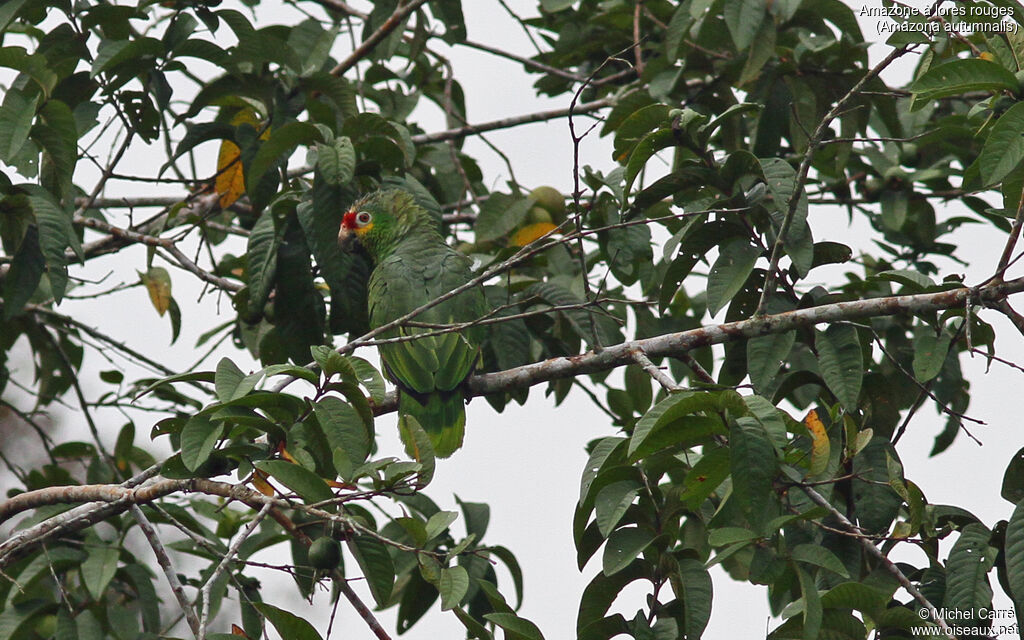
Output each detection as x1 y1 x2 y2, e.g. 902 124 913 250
6 1 1024 638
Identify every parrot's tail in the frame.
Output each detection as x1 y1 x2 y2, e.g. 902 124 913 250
399 391 466 458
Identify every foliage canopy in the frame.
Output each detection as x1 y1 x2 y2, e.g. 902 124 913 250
3 1 1024 639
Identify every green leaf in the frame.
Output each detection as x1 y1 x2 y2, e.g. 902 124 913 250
0 90 38 162
624 128 675 197
741 394 788 448
1002 447 1024 504
1004 500 1024 612
475 193 532 243
440 565 470 610
819 582 888 612
595 480 641 537
706 238 760 315
629 392 740 461
602 527 655 576
540 0 574 11
316 136 355 185
979 102 1024 185
314 396 370 465
912 325 951 382
180 416 223 472
910 59 1018 102
729 418 777 530
791 544 850 578
245 209 281 318
707 527 759 547
29 190 78 302
749 329 794 395
484 613 545 640
425 510 458 542
488 545 525 609
246 122 323 196
262 363 319 384
350 357 387 403
311 345 356 381
880 189 908 231
0 0 28 33
3 224 45 319
348 535 395 607
80 546 119 600
252 602 323 640
255 460 334 503
215 357 246 401
456 496 490 540
577 562 647 636
677 558 713 640
943 523 995 614
397 415 435 486
724 0 765 50
815 324 863 410
795 565 823 640
299 175 369 336
680 446 731 508
875 269 934 290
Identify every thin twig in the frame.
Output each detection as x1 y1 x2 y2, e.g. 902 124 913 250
631 347 680 392
329 0 430 77
337 579 393 640
412 98 613 145
798 485 955 638
198 503 273 639
756 45 915 315
130 504 201 638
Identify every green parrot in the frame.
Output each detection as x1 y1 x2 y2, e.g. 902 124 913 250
337 189 485 457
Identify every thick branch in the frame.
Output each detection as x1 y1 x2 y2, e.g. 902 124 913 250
365 277 1024 415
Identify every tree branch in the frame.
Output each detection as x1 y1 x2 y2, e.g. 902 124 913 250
756 45 915 315
410 98 613 145
131 504 201 638
329 0 430 77
363 277 1024 415
798 485 954 638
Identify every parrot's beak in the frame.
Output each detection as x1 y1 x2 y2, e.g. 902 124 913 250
338 224 358 252
338 210 359 252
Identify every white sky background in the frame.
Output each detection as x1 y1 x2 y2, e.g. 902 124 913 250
5 0 1024 638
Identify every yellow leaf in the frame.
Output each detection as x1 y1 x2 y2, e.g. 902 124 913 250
141 266 172 316
231 624 251 638
215 108 268 209
278 446 297 464
511 222 558 246
804 409 830 476
216 139 246 209
251 469 276 496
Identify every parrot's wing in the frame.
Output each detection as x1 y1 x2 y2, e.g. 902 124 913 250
369 249 483 395
368 255 438 395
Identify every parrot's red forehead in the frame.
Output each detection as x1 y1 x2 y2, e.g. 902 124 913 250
341 210 358 229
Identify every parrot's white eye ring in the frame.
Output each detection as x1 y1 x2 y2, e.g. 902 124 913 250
356 211 372 226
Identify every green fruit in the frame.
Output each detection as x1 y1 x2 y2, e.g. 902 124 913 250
525 206 553 225
529 185 566 221
883 166 907 182
899 143 919 167
308 536 341 570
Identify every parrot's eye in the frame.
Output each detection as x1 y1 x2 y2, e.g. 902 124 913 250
355 212 372 226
